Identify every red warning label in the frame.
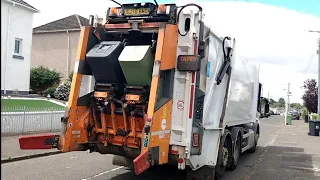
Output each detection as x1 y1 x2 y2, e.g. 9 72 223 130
177 100 184 111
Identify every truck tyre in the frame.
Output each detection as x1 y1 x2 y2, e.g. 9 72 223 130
227 127 242 170
215 129 232 180
112 155 134 170
248 124 259 153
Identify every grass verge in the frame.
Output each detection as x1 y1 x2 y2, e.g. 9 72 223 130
1 99 64 112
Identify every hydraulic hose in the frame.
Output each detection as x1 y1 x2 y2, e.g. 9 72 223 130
216 36 232 85
222 36 232 60
176 3 203 36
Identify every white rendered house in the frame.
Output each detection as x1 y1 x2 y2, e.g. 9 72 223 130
1 0 39 95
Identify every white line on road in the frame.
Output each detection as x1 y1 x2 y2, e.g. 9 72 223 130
81 166 124 180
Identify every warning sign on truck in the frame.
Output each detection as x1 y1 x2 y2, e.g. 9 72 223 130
177 100 184 111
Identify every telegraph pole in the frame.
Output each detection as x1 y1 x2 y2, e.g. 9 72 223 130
307 30 320 119
287 83 290 111
285 83 291 126
317 32 320 118
318 33 320 119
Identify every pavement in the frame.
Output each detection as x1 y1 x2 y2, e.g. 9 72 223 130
1 132 60 162
1 116 319 180
247 119 320 180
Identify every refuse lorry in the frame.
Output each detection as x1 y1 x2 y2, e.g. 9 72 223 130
18 1 262 179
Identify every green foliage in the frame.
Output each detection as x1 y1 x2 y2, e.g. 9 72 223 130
43 86 57 97
30 66 61 95
310 113 318 120
302 108 308 120
68 72 73 82
301 79 318 113
269 98 276 107
277 98 286 108
54 79 71 101
290 103 303 110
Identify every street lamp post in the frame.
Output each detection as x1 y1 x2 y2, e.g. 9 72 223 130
284 83 291 126
306 30 320 119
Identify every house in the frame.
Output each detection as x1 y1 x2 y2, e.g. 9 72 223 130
1 0 39 95
31 14 89 80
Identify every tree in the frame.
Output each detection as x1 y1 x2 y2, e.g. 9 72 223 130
290 103 302 110
277 98 286 108
30 66 61 95
269 98 276 107
301 79 318 113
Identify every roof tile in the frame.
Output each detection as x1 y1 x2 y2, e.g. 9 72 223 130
11 0 38 11
33 14 89 33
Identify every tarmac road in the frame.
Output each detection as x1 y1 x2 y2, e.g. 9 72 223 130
1 116 284 180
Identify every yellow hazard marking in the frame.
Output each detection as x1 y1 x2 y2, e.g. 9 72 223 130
162 107 167 119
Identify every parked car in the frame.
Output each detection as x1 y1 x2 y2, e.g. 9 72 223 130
289 111 300 120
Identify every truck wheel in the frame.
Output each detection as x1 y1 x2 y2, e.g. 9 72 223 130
215 130 232 180
228 128 242 170
112 155 134 170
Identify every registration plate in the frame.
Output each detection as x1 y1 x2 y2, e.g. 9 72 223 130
124 8 149 16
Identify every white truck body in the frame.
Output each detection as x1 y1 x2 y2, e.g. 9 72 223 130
170 8 260 171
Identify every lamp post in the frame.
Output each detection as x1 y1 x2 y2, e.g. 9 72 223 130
283 83 291 126
306 30 320 119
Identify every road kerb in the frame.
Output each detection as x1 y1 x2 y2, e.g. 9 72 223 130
1 150 62 164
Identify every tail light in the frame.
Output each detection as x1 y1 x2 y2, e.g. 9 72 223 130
109 7 121 17
157 4 170 15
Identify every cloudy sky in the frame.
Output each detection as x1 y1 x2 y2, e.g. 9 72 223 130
26 0 320 103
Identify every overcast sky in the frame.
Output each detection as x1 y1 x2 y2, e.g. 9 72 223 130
26 0 320 103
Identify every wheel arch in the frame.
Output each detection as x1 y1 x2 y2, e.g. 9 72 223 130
229 127 243 143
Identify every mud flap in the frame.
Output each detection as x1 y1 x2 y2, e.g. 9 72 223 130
19 134 60 150
133 150 150 175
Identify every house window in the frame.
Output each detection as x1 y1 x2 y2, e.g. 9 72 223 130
14 38 22 55
13 38 24 60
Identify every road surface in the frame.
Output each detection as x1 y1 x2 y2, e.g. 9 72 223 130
1 116 284 180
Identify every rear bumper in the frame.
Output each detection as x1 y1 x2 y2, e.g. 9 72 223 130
19 134 60 150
